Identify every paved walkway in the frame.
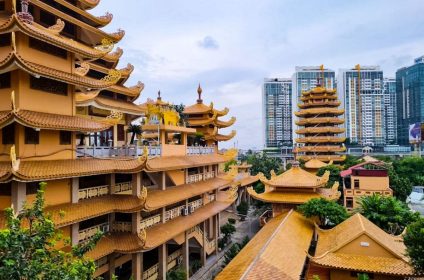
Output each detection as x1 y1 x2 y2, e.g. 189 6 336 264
191 207 260 280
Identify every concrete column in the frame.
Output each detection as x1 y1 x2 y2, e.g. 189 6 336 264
161 171 166 190
71 223 79 245
214 214 219 256
11 181 26 213
158 244 168 280
71 178 79 203
132 212 141 233
108 174 116 195
208 217 214 239
132 252 143 280
182 232 189 280
113 125 118 147
201 221 207 266
132 173 141 197
108 253 116 280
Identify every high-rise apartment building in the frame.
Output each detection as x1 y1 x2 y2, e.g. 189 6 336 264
262 78 292 148
338 66 385 146
383 78 397 144
292 66 336 142
396 56 424 145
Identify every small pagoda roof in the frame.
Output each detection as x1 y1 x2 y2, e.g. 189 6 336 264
144 177 231 210
146 154 228 171
296 146 346 153
0 158 147 183
183 102 213 115
296 127 345 134
0 110 111 132
362 155 380 162
296 137 346 144
302 86 337 96
311 213 413 276
108 82 145 99
77 0 100 10
304 158 329 169
298 155 346 163
295 107 344 117
295 117 344 126
259 166 330 188
76 96 146 116
216 210 314 280
206 131 237 142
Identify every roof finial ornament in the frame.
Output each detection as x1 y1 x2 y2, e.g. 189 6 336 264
197 83 203 103
157 90 161 100
17 0 34 23
292 160 300 168
317 64 324 87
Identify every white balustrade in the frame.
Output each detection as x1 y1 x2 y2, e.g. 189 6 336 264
203 171 215 180
140 214 162 230
164 205 185 222
78 222 109 243
77 145 161 158
187 173 203 184
78 185 109 200
142 249 183 280
186 146 215 155
143 263 159 280
114 182 132 193
112 221 132 232
189 199 203 212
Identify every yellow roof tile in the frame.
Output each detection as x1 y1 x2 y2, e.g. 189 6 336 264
304 158 329 169
259 166 329 188
146 154 227 171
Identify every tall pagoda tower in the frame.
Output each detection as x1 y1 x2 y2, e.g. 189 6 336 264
0 1 239 280
295 72 346 163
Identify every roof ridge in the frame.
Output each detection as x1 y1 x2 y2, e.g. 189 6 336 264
240 209 294 280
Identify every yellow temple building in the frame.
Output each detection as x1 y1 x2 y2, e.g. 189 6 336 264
247 162 340 222
295 83 346 163
0 1 240 279
304 158 332 174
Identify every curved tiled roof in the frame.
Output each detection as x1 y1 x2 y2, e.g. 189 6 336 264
215 116 236 128
77 0 100 10
304 158 329 169
298 101 341 108
0 110 111 132
298 155 346 162
259 166 329 188
295 117 344 126
76 96 145 116
54 0 112 27
146 154 228 171
205 130 237 142
183 102 213 114
296 146 346 153
295 107 344 117
296 137 346 144
296 127 345 134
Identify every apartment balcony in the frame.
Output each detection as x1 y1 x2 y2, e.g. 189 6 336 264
78 181 133 200
186 171 215 184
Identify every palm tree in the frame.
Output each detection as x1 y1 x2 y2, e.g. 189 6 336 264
127 124 142 145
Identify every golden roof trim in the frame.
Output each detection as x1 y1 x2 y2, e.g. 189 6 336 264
54 0 112 27
215 116 236 128
295 108 345 117
258 167 329 188
76 96 145 116
77 0 100 10
146 154 228 171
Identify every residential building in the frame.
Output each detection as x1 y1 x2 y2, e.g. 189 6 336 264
292 66 336 142
295 86 346 162
262 78 292 148
0 2 240 279
339 66 385 146
341 160 392 211
383 78 397 144
396 56 424 145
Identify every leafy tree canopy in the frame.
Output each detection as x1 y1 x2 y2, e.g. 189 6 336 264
392 156 424 186
0 183 101 280
297 198 349 228
357 194 419 235
316 165 341 188
239 152 282 178
403 217 424 275
224 159 237 172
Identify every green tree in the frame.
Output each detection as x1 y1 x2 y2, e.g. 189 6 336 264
389 168 413 202
343 155 362 169
127 124 142 145
357 273 370 280
403 217 424 274
239 236 250 249
393 156 424 186
237 201 248 217
357 194 419 235
240 152 282 178
220 223 236 244
253 181 265 194
224 159 237 172
317 165 341 188
0 183 102 280
297 198 349 228
172 103 186 126
222 243 240 266
167 267 187 280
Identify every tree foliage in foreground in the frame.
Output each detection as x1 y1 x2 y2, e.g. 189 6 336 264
357 194 420 235
239 152 282 178
297 198 349 228
0 182 102 280
316 165 341 188
403 217 424 275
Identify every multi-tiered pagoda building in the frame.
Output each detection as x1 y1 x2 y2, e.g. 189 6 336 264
0 1 239 279
295 86 346 162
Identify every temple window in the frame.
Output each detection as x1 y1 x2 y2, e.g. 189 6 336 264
29 37 67 59
59 131 72 145
0 34 10 47
0 72 11 88
354 179 360 189
24 127 40 145
346 197 353 208
30 76 68 96
117 124 125 141
2 124 15 145
0 182 11 196
27 182 41 195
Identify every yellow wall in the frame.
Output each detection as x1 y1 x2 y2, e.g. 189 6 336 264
161 144 186 156
336 234 397 258
350 175 389 191
330 269 402 280
56 225 71 250
167 169 185 185
0 196 11 210
26 179 71 206
16 125 75 160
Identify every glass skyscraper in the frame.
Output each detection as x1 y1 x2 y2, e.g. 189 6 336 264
396 56 424 145
262 78 292 148
383 78 397 144
292 66 336 142
338 66 385 146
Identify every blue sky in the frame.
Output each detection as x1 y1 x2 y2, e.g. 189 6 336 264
94 0 424 149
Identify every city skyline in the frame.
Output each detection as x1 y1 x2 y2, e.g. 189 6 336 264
94 0 424 149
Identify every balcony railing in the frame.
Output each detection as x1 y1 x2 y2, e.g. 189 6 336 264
142 249 182 280
140 214 162 230
186 172 215 184
203 171 215 180
113 181 132 194
186 146 215 155
78 222 109 243
112 221 132 232
76 145 162 158
78 185 109 200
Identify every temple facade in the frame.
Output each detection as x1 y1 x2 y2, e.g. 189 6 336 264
0 1 239 279
295 84 346 163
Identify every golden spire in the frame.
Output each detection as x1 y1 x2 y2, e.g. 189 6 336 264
197 83 203 103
